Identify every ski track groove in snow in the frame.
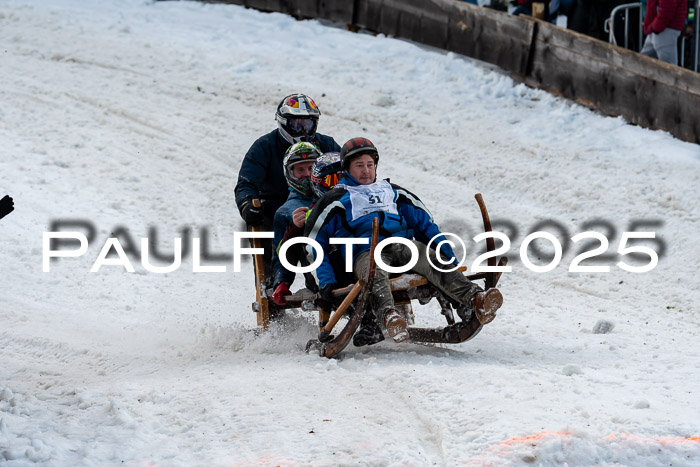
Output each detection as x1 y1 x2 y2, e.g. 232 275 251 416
1 0 699 465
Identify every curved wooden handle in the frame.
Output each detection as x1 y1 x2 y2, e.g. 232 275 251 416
475 193 497 289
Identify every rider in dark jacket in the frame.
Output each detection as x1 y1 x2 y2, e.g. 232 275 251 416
235 94 340 227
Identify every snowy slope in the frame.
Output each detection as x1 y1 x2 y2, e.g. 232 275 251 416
1 0 699 465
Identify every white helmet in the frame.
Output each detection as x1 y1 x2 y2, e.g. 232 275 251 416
275 93 321 144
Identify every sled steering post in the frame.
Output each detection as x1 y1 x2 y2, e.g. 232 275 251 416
316 217 380 357
322 281 364 335
251 199 270 330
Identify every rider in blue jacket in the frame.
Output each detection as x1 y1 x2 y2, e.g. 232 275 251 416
304 137 503 346
270 142 320 303
271 150 345 306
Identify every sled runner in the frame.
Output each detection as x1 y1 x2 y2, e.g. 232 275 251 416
250 194 506 358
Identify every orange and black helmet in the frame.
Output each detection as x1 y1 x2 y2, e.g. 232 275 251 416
311 152 343 198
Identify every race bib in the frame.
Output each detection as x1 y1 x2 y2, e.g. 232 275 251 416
341 180 398 221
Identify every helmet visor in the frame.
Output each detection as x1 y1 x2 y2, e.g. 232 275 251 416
312 173 340 189
288 118 316 133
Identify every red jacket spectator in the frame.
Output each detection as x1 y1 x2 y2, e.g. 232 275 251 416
643 0 688 36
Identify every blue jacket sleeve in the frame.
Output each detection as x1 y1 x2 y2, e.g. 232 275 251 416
307 217 338 289
271 209 296 287
398 194 457 262
304 193 347 289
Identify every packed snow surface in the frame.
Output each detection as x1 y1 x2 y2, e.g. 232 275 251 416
1 0 699 465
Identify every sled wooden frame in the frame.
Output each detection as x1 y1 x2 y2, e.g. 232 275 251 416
250 199 272 330
251 193 506 358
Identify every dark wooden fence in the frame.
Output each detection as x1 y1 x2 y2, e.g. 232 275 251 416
200 0 700 144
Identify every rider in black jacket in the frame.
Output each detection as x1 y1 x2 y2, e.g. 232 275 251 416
235 94 340 285
235 93 340 226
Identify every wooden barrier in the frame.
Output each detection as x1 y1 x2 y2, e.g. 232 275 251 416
444 2 536 76
354 0 450 50
527 19 700 144
318 1 354 23
189 0 699 144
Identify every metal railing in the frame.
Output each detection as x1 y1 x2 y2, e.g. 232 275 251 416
604 2 643 51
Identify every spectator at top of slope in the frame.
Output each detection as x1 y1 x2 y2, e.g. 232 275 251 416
640 0 688 65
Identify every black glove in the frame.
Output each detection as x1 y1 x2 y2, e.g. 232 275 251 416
320 283 338 304
241 199 264 226
0 195 14 220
